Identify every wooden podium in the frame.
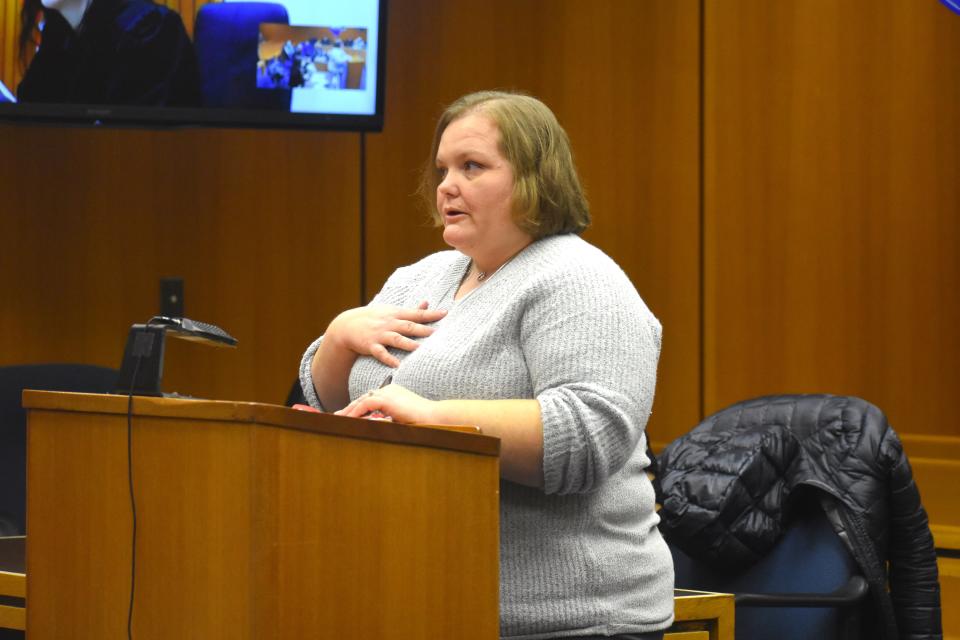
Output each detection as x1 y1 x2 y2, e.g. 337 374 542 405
23 390 501 639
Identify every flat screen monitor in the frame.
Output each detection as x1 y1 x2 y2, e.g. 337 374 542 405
0 0 387 131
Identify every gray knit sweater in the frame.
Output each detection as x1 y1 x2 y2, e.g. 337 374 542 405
300 233 674 638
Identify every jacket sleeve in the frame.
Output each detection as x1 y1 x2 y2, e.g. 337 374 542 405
883 431 943 640
520 262 661 495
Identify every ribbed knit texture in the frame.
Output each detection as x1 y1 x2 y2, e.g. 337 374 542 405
300 234 674 638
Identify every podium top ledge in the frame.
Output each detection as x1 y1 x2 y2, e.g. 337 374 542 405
22 390 500 457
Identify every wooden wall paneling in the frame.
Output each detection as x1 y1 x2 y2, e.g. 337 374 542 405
0 125 362 406
150 129 362 405
703 1 960 436
0 125 159 371
366 0 702 447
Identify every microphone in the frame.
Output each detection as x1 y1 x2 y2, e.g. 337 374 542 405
145 316 237 347
114 316 237 396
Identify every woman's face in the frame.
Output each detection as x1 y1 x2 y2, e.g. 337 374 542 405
435 113 530 261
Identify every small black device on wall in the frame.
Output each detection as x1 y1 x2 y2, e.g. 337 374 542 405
160 278 184 318
115 316 237 396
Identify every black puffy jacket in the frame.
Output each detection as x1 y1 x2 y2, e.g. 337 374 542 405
654 394 942 640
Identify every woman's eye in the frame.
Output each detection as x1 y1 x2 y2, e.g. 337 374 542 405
436 167 448 179
464 161 482 172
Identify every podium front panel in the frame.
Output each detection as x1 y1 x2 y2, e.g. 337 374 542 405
25 391 500 639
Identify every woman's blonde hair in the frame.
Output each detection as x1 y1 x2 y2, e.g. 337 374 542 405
419 90 590 238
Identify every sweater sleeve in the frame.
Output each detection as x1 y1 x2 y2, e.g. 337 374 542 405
298 334 327 410
521 260 662 495
298 252 457 412
298 280 401 412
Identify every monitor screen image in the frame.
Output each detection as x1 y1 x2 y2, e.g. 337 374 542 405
0 0 387 131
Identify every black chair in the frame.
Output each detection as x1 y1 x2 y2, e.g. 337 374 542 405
0 364 118 535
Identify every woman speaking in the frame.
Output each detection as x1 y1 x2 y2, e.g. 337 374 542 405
300 90 674 640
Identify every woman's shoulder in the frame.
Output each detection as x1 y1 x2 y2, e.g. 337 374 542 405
526 234 632 286
371 249 466 305
379 249 466 292
521 234 660 322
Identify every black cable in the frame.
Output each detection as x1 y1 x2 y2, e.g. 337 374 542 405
125 348 145 640
124 329 157 638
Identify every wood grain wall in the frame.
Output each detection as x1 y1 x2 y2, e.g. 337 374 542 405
703 0 960 435
0 126 360 405
1 0 958 448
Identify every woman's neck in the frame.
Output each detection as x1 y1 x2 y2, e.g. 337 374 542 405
470 238 533 279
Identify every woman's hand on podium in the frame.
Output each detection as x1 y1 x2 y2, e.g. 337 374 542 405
335 383 436 424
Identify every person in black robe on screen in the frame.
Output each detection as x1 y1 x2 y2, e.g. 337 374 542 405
17 0 201 107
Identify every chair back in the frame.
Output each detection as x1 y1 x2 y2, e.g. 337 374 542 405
670 495 861 639
286 378 306 407
0 364 118 534
194 2 291 109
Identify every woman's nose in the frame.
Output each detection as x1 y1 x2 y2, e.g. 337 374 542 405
437 172 458 195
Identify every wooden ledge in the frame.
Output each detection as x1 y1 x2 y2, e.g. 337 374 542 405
22 390 500 457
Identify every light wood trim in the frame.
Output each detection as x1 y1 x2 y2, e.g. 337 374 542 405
910 457 960 531
932 526 960 552
0 605 25 632
902 435 960 462
670 590 735 640
665 633 709 640
941 557 960 579
871 435 960 549
0 571 25 599
23 390 499 457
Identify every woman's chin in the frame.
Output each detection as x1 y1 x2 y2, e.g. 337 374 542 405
442 226 470 250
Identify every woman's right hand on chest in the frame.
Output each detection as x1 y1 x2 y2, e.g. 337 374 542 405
326 301 447 368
